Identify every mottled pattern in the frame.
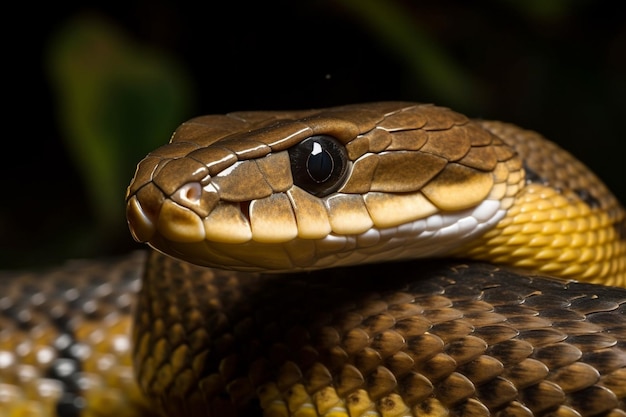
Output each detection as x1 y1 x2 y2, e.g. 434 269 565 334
0 252 157 417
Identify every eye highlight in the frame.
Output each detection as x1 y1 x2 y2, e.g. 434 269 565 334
288 135 349 197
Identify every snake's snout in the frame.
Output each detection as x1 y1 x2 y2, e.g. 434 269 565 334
127 179 219 244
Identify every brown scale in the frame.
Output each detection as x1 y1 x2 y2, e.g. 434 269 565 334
128 102 501 229
3 254 624 417
126 102 521 272
131 251 626 417
4 103 626 417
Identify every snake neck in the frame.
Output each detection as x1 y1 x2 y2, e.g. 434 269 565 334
453 183 626 287
452 120 626 287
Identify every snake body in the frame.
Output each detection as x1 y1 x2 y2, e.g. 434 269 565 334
1 102 625 417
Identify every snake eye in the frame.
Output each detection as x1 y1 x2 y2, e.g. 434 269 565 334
288 135 349 197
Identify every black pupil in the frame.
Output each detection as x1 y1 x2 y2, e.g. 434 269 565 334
288 134 349 197
307 141 334 183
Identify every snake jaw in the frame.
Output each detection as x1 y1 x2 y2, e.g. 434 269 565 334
138 196 508 272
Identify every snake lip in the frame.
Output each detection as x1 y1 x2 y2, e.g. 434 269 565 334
126 195 156 242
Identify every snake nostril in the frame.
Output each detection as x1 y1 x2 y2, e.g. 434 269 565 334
176 182 203 205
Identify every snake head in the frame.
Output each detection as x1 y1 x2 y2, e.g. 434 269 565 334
126 102 524 271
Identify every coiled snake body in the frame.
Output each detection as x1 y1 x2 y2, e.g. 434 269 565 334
1 102 625 417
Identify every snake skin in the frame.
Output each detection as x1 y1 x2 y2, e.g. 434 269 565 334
2 102 626 417
134 251 626 417
3 252 624 417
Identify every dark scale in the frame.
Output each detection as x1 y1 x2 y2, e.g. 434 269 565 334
55 392 87 417
46 305 92 416
523 162 604 211
573 188 601 209
523 162 548 186
0 253 147 417
47 274 131 415
46 355 82 393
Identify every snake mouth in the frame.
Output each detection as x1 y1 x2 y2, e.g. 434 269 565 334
239 201 251 222
126 194 156 243
128 180 257 247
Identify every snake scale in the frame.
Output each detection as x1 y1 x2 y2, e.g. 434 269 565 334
1 102 625 417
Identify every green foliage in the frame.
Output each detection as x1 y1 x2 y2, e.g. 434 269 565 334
46 16 193 249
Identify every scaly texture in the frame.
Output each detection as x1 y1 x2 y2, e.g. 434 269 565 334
0 252 156 417
126 103 625 283
455 121 626 286
4 254 625 417
126 102 528 272
133 252 626 417
1 102 625 417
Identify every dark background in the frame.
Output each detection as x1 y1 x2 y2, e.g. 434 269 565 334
2 1 625 268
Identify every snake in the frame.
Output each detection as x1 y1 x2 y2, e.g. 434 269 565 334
1 102 625 417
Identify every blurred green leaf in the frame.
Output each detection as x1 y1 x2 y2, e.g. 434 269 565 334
46 15 193 247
